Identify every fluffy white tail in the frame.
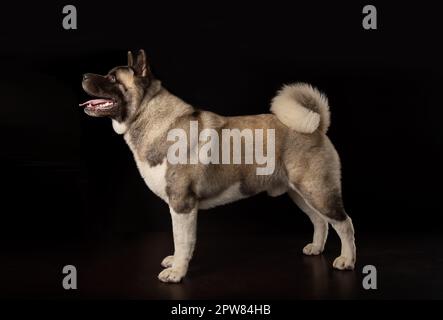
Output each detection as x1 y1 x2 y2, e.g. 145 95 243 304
270 83 331 134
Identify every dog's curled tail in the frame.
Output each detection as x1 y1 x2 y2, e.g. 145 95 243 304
270 83 330 134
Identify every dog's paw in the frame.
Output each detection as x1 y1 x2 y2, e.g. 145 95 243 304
302 243 323 255
158 267 185 283
333 256 355 270
161 255 174 268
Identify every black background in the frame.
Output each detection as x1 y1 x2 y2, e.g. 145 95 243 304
0 1 442 300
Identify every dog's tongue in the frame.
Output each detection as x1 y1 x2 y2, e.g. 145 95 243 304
79 99 111 106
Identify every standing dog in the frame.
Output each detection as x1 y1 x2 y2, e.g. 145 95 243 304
80 50 356 283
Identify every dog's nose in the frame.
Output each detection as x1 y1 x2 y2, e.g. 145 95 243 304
83 73 91 81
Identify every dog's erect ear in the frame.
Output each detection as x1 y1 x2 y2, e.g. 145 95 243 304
127 51 134 67
133 49 149 77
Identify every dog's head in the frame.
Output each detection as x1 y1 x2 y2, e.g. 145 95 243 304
80 49 151 121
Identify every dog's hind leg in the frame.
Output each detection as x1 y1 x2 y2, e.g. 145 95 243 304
288 156 356 270
329 215 355 270
288 189 328 255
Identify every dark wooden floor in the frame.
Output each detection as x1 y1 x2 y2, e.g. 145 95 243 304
2 232 443 299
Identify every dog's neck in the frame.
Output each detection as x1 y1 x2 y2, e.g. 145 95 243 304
119 84 194 164
112 79 163 135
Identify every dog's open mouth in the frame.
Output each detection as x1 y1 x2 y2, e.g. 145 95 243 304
79 98 117 111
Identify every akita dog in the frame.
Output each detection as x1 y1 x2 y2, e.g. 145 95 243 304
80 49 356 283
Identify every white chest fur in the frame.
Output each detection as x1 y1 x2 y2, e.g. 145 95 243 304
135 158 169 203
123 131 169 203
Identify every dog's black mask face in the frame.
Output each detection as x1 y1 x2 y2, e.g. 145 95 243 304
80 50 150 121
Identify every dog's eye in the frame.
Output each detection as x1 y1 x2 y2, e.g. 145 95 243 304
108 75 116 83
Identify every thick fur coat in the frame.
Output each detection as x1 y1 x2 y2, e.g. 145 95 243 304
80 50 356 283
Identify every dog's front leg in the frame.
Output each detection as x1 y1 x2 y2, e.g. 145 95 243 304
158 207 197 283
